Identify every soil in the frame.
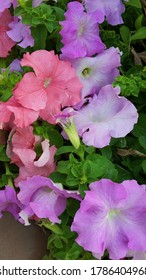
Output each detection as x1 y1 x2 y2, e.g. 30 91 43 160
0 212 47 260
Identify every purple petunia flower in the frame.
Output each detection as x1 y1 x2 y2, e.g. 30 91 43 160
71 179 146 260
0 186 21 220
32 0 44 7
0 0 18 12
9 58 22 72
17 176 81 225
72 47 121 98
59 1 105 59
127 251 146 260
84 0 126 25
74 85 138 148
7 17 34 48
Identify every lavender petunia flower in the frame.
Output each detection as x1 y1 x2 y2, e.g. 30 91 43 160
7 17 34 48
9 59 22 72
84 0 126 25
74 85 138 148
0 0 18 12
0 0 11 12
71 179 146 260
60 1 105 59
72 47 121 98
17 176 81 225
0 186 21 219
32 0 43 7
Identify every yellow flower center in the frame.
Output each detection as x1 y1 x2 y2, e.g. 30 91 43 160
44 78 52 88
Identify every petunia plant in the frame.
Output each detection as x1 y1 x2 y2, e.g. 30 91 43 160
1 0 146 260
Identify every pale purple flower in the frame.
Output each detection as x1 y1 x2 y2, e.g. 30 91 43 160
17 176 81 225
71 179 146 260
74 85 138 148
32 0 43 7
0 0 18 12
7 17 34 48
9 59 22 72
84 0 126 25
0 186 21 220
127 251 146 260
72 47 121 98
60 1 105 59
0 0 11 12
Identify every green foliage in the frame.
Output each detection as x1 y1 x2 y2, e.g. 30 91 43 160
0 67 22 101
34 121 64 148
14 3 64 53
113 65 146 97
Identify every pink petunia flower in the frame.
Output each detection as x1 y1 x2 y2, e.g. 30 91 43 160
14 50 82 124
17 176 81 225
0 96 39 128
84 0 126 25
74 85 138 148
6 125 40 162
12 139 57 185
0 9 16 57
71 179 146 259
59 1 105 59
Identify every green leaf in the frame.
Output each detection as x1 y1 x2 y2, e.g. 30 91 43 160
45 22 54 33
120 26 131 45
132 113 146 137
113 75 140 97
79 184 88 197
125 0 142 8
31 25 47 49
66 174 79 187
84 146 96 154
47 129 63 148
0 145 10 162
142 160 146 173
62 226 75 238
65 243 81 260
100 146 112 160
85 154 116 180
53 251 66 260
139 136 146 149
135 14 144 30
67 200 80 218
56 146 75 156
54 238 63 249
49 172 67 185
52 6 65 21
131 27 146 41
57 161 70 174
104 168 118 181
